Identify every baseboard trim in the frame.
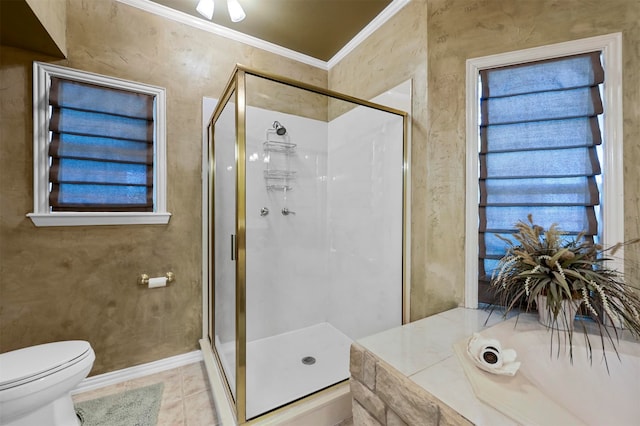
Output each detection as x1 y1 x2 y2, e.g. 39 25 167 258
72 350 203 394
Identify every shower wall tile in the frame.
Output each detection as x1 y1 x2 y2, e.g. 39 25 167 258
242 89 405 346
244 107 329 342
326 88 407 341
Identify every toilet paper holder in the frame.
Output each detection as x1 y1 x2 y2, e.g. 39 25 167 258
138 272 175 286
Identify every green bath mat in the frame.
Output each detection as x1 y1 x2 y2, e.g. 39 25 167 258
75 382 164 426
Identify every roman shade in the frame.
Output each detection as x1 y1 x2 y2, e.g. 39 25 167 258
478 52 604 291
48 77 155 211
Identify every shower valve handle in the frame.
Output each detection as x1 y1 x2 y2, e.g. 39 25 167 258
282 207 296 216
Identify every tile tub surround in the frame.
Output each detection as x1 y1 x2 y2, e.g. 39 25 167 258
349 308 516 425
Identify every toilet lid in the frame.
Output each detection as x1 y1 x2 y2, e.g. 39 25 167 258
0 341 92 389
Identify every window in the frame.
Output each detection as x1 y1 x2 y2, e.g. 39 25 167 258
478 53 604 303
29 62 170 226
465 34 624 307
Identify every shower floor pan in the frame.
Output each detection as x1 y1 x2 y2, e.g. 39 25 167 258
217 322 352 419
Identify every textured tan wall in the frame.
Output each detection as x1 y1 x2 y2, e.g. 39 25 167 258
25 0 67 56
0 0 325 375
330 0 640 320
245 73 328 122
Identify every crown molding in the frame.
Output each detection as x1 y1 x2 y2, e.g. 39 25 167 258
116 0 409 71
117 0 326 69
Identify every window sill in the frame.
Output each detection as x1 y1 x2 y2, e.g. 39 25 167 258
27 212 172 227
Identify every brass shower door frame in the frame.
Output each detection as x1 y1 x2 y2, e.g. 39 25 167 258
208 64 409 424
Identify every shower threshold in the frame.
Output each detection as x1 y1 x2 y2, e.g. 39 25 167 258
217 322 353 420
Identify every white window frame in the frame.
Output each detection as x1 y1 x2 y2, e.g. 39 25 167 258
29 62 171 226
464 33 624 308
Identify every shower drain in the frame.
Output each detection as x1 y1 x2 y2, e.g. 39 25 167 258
301 356 316 365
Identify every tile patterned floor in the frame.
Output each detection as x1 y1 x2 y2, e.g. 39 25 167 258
73 361 354 425
72 361 219 426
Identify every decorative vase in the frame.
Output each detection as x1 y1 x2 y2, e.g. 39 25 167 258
535 294 579 331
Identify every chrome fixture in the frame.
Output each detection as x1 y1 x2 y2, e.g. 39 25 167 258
196 0 246 22
260 207 269 216
281 207 295 216
272 121 287 136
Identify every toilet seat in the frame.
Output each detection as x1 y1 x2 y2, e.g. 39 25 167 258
0 341 92 391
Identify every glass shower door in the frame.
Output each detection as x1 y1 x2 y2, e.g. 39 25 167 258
242 73 405 420
206 66 407 423
213 97 238 400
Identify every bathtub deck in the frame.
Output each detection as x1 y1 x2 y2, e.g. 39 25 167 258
356 308 517 425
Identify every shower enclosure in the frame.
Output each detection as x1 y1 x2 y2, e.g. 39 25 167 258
205 65 407 423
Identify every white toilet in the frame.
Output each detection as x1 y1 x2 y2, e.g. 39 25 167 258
0 341 95 426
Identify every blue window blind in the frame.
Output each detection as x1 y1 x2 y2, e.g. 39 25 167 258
478 52 604 300
48 77 155 211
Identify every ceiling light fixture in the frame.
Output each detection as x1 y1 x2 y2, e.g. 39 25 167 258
196 0 246 23
227 0 246 22
195 0 214 20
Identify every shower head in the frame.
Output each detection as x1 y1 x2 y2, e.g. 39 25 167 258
273 121 287 136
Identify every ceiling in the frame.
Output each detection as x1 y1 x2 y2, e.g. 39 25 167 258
150 0 393 62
